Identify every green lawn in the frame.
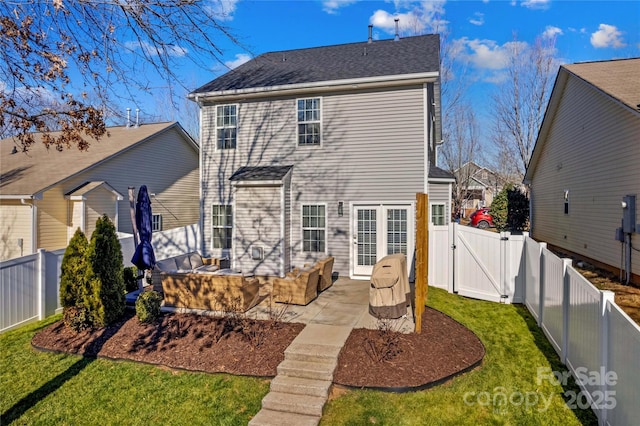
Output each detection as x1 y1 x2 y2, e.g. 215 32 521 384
2 288 598 425
321 288 598 425
1 316 268 425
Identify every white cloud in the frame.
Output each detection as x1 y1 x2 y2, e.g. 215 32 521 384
469 12 484 26
369 0 448 36
521 0 550 10
225 53 251 69
125 41 188 57
590 24 626 48
208 0 240 21
453 38 528 70
322 0 358 14
542 25 563 40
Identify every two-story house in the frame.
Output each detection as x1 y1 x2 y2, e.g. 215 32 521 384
189 33 454 279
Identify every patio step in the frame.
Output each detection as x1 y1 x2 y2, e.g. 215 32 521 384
261 391 326 417
248 408 319 426
270 375 332 398
284 342 342 364
277 359 334 381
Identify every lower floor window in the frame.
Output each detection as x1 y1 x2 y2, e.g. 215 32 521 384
302 204 326 252
431 203 446 226
212 205 232 249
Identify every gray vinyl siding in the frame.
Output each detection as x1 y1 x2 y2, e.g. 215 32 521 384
233 185 283 276
530 75 640 277
201 85 427 275
427 182 452 225
0 201 33 260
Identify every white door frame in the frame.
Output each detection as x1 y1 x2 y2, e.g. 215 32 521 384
350 202 415 279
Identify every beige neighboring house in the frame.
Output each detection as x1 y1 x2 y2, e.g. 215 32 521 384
524 58 640 284
453 162 503 217
0 122 199 261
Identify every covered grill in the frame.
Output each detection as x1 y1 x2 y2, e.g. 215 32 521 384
369 253 410 319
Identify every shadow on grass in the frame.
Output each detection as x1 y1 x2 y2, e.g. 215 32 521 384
2 315 127 424
515 305 598 426
1 357 93 424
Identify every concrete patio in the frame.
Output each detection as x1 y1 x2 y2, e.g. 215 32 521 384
157 276 416 334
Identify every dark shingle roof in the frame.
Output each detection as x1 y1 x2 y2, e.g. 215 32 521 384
229 166 293 182
429 165 455 180
192 34 440 94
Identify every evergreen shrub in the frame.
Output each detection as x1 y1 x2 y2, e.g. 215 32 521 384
135 291 163 323
84 214 126 327
60 228 88 309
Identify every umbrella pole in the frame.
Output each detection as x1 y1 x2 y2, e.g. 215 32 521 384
128 186 143 291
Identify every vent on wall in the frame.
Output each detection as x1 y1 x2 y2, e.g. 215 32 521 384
251 246 264 261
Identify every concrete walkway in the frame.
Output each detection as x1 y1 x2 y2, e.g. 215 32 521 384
247 278 414 425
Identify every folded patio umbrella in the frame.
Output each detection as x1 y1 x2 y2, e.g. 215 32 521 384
131 185 156 272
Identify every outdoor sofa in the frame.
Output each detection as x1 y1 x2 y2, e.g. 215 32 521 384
152 252 260 312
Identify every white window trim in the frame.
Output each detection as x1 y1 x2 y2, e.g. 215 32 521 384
215 104 238 150
300 203 328 254
211 204 233 250
151 214 163 232
430 202 446 226
296 97 323 147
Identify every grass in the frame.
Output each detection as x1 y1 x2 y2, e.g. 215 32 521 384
321 287 598 425
1 315 268 425
2 289 599 425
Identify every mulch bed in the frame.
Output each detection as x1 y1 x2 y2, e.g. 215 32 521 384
333 307 485 390
32 307 484 389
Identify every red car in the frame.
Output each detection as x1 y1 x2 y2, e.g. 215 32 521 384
469 208 494 229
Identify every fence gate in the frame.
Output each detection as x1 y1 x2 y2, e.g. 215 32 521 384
451 223 511 303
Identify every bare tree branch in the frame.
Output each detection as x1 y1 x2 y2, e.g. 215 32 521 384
490 34 558 178
0 0 246 151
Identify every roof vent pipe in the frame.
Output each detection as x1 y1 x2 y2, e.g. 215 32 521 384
126 108 131 128
394 18 400 41
368 24 373 43
135 108 140 127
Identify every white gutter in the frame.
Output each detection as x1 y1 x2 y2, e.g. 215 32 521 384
190 72 439 101
2 194 43 200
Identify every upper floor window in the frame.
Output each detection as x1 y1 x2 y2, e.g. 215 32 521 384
212 205 233 249
302 204 326 252
297 98 321 146
151 214 163 232
216 105 237 149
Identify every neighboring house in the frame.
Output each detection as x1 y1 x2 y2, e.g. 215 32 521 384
0 122 199 261
189 33 454 278
524 58 640 284
453 161 503 217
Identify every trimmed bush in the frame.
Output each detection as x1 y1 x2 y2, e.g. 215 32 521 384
123 266 139 293
60 228 89 309
135 291 163 323
63 305 92 333
84 214 126 327
490 184 530 233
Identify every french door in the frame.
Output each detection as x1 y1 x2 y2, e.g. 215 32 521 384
352 204 413 277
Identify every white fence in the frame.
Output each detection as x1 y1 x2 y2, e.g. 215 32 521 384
522 236 639 426
429 226 639 425
0 224 200 333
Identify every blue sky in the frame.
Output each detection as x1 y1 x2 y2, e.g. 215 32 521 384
141 0 639 130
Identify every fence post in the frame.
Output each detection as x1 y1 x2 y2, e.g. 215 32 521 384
37 249 46 320
561 258 572 364
448 222 456 294
599 290 615 426
500 231 511 302
538 242 547 327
